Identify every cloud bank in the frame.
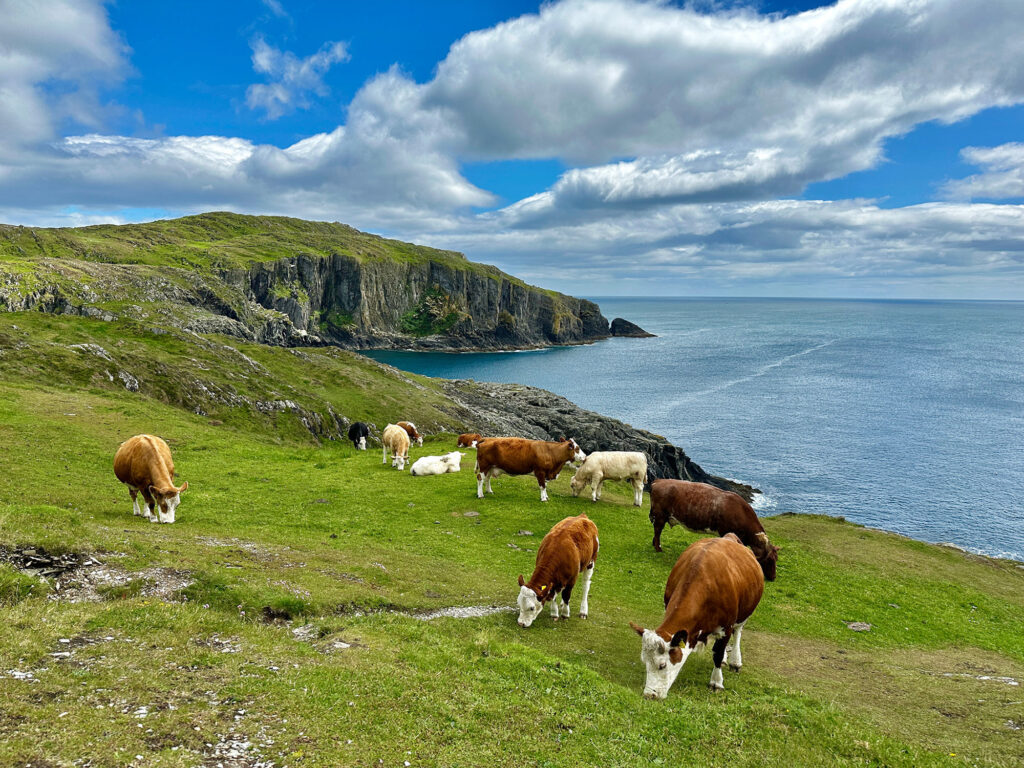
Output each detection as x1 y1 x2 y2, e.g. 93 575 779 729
1 0 1023 296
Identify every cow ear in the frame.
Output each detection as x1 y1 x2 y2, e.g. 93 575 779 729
629 621 645 636
669 647 683 665
669 629 687 648
518 574 525 588
179 481 189 493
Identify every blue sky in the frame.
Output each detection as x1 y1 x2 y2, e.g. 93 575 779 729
2 0 1023 298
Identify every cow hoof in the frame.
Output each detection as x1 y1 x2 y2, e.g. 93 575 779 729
579 613 588 620
708 683 724 692
728 663 742 673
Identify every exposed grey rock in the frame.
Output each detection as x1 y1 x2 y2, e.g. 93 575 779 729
610 317 656 337
118 371 139 392
439 378 755 500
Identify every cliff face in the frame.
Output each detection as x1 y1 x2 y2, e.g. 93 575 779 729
237 252 609 350
0 213 610 351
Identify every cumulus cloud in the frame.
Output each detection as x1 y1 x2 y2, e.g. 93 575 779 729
245 37 349 119
941 143 1024 200
2 0 1024 296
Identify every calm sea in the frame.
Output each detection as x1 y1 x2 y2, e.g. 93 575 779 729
363 298 1024 561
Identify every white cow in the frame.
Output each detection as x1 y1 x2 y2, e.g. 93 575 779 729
570 451 648 506
382 424 411 470
410 451 466 476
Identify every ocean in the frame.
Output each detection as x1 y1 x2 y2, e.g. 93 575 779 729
363 298 1024 562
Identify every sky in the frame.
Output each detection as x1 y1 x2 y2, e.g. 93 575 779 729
1 0 1023 298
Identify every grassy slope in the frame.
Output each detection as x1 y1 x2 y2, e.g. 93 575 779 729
0 211 533 288
1 314 1023 767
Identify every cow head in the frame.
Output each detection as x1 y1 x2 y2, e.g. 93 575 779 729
753 532 780 581
560 437 586 464
444 451 465 471
149 481 188 524
569 470 589 497
358 436 367 450
630 622 691 700
516 574 548 627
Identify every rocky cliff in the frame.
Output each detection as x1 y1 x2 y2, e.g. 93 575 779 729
0 212 610 351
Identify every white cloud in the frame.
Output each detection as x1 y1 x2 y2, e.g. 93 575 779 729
2 0 1024 297
245 37 349 119
941 143 1024 200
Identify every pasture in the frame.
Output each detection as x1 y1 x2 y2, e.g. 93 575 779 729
1 353 1023 765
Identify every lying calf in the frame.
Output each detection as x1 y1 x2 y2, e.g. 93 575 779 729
410 451 466 476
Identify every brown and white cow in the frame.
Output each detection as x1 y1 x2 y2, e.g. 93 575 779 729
113 434 188 524
630 533 764 699
516 513 599 627
475 437 586 502
397 421 423 447
382 424 411 470
649 479 780 581
457 432 482 448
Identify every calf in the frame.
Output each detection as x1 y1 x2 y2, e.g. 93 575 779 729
410 451 466 476
348 421 369 450
649 479 779 581
630 533 764 699
457 433 482 448
517 514 599 627
397 421 423 447
382 424 411 470
570 451 647 506
475 437 586 502
113 434 188 524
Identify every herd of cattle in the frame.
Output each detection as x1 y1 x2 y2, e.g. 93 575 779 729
113 421 780 700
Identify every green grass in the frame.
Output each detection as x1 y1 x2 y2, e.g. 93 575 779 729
0 314 1022 766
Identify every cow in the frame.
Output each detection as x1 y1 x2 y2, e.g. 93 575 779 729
516 513 599 627
410 451 466 476
397 421 423 447
649 479 780 581
348 421 369 450
570 451 647 506
457 433 482 448
382 424 411 470
475 437 586 502
629 533 764 699
113 434 188 524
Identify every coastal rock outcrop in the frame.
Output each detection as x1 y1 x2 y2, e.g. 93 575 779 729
439 379 756 501
610 317 655 337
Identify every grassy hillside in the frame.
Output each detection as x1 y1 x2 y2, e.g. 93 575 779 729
0 211 525 285
1 312 1023 767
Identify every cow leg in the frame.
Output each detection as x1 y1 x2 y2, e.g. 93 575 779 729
129 488 141 516
559 586 572 619
476 469 485 499
140 488 157 523
709 635 730 691
486 468 495 494
727 622 745 672
578 563 594 619
550 598 560 621
536 471 548 502
652 517 666 552
382 444 388 464
633 479 644 506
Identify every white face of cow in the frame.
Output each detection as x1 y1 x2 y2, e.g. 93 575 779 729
637 628 690 700
516 585 544 628
569 473 587 497
569 439 586 463
358 436 366 450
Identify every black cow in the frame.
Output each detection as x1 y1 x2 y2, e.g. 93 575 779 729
348 422 369 450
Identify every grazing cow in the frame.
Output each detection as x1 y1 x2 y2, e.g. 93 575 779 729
410 451 466 476
649 479 780 581
475 437 586 502
382 424 411 470
397 421 423 447
570 451 648 506
630 533 764 699
348 421 369 450
517 514 599 627
113 434 188 524
457 433 482 448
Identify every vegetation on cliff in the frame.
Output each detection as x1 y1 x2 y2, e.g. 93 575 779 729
0 212 610 350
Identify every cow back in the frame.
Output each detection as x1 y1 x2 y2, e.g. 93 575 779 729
114 434 175 490
477 437 573 476
660 536 763 643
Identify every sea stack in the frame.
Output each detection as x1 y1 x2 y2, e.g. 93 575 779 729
610 318 656 338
